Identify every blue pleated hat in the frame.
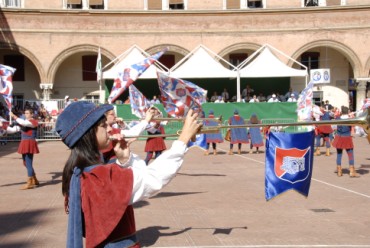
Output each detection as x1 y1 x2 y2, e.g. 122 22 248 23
56 101 113 148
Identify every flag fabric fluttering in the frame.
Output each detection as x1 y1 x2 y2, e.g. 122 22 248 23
157 72 207 118
128 84 151 119
108 48 168 104
265 130 315 201
187 134 208 150
96 47 102 83
0 64 16 112
296 81 314 121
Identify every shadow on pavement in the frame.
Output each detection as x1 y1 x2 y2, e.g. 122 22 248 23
0 142 19 157
137 226 191 247
137 225 248 246
151 191 204 199
0 209 46 239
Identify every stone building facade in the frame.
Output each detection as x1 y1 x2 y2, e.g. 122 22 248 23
0 0 369 111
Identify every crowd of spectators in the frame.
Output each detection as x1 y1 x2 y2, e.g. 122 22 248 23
208 86 300 103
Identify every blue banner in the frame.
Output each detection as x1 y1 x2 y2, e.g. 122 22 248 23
187 134 207 150
265 131 315 201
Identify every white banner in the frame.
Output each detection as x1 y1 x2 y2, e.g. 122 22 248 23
310 69 330 84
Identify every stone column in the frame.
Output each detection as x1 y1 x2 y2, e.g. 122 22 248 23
356 80 367 111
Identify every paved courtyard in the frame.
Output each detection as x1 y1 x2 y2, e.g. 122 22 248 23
0 136 370 247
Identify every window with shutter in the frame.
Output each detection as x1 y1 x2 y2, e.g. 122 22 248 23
247 0 263 8
227 0 240 9
5 0 21 7
169 0 184 9
82 55 98 81
301 52 320 71
67 0 82 9
89 0 104 9
305 0 319 7
148 0 162 10
326 0 341 6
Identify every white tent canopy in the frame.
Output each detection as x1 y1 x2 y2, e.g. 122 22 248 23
234 44 308 102
170 45 237 78
238 45 308 78
102 45 167 79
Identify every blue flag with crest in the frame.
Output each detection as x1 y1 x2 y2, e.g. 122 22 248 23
265 131 315 201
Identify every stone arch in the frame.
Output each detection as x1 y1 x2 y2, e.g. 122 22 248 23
0 42 45 82
291 40 362 77
146 44 189 57
364 56 370 77
47 44 116 84
218 42 261 58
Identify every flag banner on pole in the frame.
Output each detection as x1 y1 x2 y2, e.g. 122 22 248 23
187 134 207 150
265 130 315 201
129 84 151 119
96 47 102 83
0 64 16 111
157 72 207 118
108 47 168 104
296 81 314 121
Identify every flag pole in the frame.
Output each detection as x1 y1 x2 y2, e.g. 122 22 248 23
96 47 104 104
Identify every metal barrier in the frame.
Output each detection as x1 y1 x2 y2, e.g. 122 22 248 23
0 122 61 142
1 120 186 142
0 118 297 143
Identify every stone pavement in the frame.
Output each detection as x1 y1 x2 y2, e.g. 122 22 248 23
0 136 370 248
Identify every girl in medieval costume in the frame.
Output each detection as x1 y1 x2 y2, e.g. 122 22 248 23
314 108 334 156
331 106 358 177
56 101 201 248
7 108 40 189
144 107 167 165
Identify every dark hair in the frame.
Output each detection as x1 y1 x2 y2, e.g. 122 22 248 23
24 107 34 114
62 116 106 197
250 114 259 124
341 106 349 114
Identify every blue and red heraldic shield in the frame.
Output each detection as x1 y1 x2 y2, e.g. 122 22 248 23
265 131 315 201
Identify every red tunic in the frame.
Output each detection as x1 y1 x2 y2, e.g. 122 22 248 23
81 164 138 248
316 125 333 134
145 125 166 152
18 119 39 154
332 136 353 149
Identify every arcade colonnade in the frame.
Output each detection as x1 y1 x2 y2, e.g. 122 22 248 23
0 6 369 110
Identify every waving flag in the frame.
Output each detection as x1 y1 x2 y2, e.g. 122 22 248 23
108 48 168 104
0 64 16 111
297 81 314 121
129 84 151 119
187 134 207 150
157 72 207 118
96 47 102 82
265 131 315 201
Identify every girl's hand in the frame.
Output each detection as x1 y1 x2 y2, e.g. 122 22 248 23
114 138 134 164
178 109 202 144
144 108 155 123
10 112 17 119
